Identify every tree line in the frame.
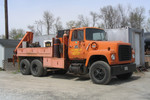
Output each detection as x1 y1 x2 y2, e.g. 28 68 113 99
2 4 150 40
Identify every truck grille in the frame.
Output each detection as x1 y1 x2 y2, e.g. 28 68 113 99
118 45 132 61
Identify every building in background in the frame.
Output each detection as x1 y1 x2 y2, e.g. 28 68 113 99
0 39 19 69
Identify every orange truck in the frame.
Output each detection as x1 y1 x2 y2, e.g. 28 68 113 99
13 27 136 84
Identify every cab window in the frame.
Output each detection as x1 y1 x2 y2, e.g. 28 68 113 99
72 30 84 41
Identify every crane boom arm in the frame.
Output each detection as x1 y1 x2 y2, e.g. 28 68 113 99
14 32 33 54
13 32 33 65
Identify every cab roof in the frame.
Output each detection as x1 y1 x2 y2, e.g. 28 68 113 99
70 27 104 31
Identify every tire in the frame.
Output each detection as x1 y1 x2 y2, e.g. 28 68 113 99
30 59 44 77
89 61 111 85
116 72 133 80
55 69 68 75
20 59 31 75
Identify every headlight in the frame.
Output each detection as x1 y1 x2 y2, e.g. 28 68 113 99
111 54 115 60
132 54 135 58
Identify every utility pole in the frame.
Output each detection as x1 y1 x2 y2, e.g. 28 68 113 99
4 0 9 39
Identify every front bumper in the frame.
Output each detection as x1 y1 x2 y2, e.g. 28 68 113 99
111 63 136 76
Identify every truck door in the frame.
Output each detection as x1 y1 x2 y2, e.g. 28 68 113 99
68 29 85 60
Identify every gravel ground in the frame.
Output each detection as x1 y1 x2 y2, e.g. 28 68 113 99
0 70 150 100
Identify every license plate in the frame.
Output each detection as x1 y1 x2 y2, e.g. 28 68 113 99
124 66 128 71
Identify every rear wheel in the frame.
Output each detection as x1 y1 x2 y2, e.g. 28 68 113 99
20 59 31 75
30 59 44 77
89 61 111 85
116 72 133 80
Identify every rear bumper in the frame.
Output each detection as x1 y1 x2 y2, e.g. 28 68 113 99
111 63 136 76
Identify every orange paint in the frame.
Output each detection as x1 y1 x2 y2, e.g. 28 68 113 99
67 27 135 66
43 57 64 68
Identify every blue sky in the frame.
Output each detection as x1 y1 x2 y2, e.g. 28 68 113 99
0 0 150 35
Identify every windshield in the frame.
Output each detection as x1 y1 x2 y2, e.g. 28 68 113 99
86 28 107 41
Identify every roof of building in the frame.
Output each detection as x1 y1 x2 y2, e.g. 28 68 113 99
0 39 20 48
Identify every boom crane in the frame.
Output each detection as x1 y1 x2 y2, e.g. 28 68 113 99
13 32 33 64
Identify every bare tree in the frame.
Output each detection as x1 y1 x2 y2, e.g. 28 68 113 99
27 25 39 36
28 11 62 34
28 20 44 36
117 4 129 27
66 16 89 29
9 28 25 40
145 19 150 32
75 21 82 28
97 23 105 29
43 11 55 35
90 11 99 27
99 5 121 29
28 25 35 32
77 15 89 27
66 20 77 29
129 7 145 29
35 20 44 35
145 10 150 32
54 17 63 32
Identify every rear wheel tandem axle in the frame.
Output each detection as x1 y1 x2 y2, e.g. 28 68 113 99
20 59 47 77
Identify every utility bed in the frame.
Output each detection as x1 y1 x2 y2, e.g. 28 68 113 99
17 47 52 57
17 47 65 68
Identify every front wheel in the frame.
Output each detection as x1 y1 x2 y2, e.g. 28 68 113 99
89 61 111 85
116 72 133 80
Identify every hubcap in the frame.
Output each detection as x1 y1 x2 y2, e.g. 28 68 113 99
22 63 26 73
32 64 38 74
93 67 105 80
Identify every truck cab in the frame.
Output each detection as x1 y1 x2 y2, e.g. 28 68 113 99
15 27 136 85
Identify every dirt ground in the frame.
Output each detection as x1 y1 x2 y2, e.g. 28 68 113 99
0 70 150 100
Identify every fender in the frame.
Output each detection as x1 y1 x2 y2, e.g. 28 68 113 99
85 50 115 67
